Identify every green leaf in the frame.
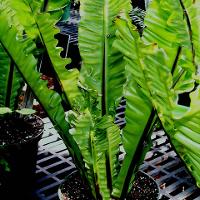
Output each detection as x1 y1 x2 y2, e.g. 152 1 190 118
143 0 190 48
170 88 200 187
7 0 84 110
47 0 69 11
142 20 200 191
96 115 121 188
143 0 197 78
140 0 200 188
16 108 36 115
113 3 200 193
143 0 195 90
0 107 12 115
5 0 40 39
79 0 131 115
69 109 96 198
112 16 153 198
60 3 71 22
30 11 85 110
94 119 111 200
46 0 71 21
106 117 121 184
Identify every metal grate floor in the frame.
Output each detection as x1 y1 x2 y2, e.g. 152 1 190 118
34 118 200 200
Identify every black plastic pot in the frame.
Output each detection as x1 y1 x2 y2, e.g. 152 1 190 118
0 116 44 200
58 170 160 200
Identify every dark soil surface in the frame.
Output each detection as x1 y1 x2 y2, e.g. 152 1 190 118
0 115 43 146
60 171 159 200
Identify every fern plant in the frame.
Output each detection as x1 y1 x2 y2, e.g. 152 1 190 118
0 0 200 199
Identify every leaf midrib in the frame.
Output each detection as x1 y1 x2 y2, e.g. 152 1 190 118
102 0 109 116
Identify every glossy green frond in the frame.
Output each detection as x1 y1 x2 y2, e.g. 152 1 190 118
7 0 69 39
143 0 190 48
142 0 194 89
112 17 153 198
106 117 121 183
112 80 153 198
144 54 200 187
5 0 40 39
170 89 200 187
94 118 111 200
8 0 84 110
93 139 110 200
33 12 85 110
69 109 96 197
143 0 200 95
70 112 121 199
96 115 121 185
141 0 200 188
173 69 194 94
44 0 70 20
79 0 131 115
143 9 200 187
46 0 69 11
68 107 122 199
113 4 200 193
0 0 25 34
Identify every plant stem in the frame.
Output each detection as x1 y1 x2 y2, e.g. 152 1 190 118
172 69 185 89
171 46 182 75
42 0 48 12
5 60 14 108
179 0 197 71
102 42 106 116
